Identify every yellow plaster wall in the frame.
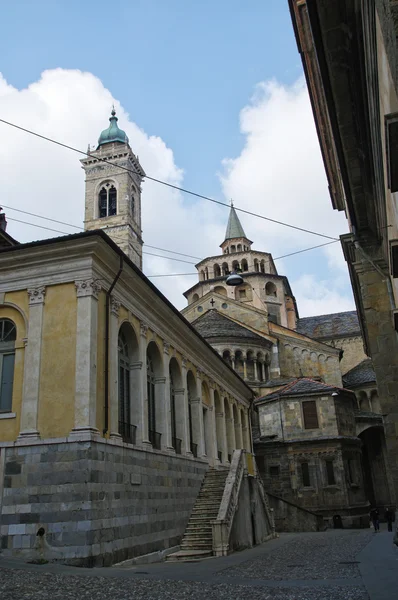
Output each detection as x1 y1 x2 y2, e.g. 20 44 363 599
96 290 106 433
38 284 77 438
0 303 27 442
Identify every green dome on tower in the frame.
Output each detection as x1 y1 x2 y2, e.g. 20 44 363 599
97 108 129 148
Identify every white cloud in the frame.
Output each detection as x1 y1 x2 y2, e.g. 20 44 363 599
0 69 219 307
0 69 354 315
292 274 355 317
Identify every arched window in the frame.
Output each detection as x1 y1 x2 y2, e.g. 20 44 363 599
187 370 197 456
98 183 117 218
147 355 158 448
260 260 265 273
231 245 236 253
169 367 177 453
192 293 199 303
118 330 134 443
265 282 277 297
254 259 259 272
232 260 240 272
237 244 242 252
200 270 205 281
223 349 232 366
214 264 221 278
131 195 135 218
241 259 248 272
222 262 229 276
214 285 227 296
205 267 209 280
0 319 16 413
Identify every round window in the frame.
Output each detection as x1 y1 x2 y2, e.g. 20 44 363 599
221 303 228 309
197 306 203 312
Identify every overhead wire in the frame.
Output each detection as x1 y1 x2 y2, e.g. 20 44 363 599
0 117 338 242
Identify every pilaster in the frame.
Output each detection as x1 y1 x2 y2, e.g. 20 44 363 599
138 322 150 446
180 358 192 455
70 279 100 437
18 286 46 441
109 296 121 440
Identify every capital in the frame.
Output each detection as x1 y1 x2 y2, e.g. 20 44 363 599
28 286 46 305
75 278 101 299
182 358 188 369
110 296 121 316
140 322 149 337
163 341 170 355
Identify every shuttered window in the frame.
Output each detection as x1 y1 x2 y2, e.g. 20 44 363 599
302 400 319 429
301 462 311 487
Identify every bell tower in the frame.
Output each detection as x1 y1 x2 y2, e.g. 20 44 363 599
81 109 145 269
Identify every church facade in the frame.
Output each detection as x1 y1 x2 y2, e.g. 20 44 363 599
182 209 394 526
0 113 270 565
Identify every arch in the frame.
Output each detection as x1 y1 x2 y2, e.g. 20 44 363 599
192 293 199 303
147 340 163 449
233 404 243 449
169 357 183 454
0 318 16 413
222 262 229 276
237 244 242 252
246 350 255 380
224 398 234 460
232 259 240 272
254 259 259 272
231 245 236 253
358 390 371 412
241 259 248 272
265 281 277 297
187 370 198 456
214 285 227 296
370 389 381 414
200 270 205 281
222 349 232 366
214 390 224 462
257 352 265 381
214 264 221 278
234 350 245 377
260 260 265 273
98 181 117 218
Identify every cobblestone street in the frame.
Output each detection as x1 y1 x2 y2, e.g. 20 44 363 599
1 528 397 600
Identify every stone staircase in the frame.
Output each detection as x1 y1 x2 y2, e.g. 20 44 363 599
167 467 229 561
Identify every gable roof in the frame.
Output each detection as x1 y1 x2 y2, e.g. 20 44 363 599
193 309 268 344
297 310 360 339
343 358 375 388
255 377 353 404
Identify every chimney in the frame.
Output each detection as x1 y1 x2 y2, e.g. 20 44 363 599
0 208 6 232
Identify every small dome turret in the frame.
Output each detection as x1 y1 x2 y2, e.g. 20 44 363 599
97 108 129 148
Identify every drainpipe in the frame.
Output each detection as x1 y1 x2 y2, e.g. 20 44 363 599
103 255 123 435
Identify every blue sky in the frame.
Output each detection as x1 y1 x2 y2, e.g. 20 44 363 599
2 0 300 196
0 1 353 314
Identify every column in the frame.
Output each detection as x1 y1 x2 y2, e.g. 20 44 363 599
209 386 220 466
180 358 192 455
270 344 280 379
18 286 46 440
138 322 150 446
228 400 236 451
70 279 100 436
109 296 121 439
194 370 205 457
243 358 247 380
217 407 229 464
160 342 173 451
253 360 258 381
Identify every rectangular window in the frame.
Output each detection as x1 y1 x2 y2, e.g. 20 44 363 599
325 460 336 485
269 466 280 478
385 112 398 192
239 289 246 298
347 459 355 484
0 353 15 412
301 462 311 487
302 400 319 429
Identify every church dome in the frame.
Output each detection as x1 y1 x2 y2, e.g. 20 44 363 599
97 108 129 148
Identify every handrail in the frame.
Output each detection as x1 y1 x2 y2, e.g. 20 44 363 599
211 449 246 556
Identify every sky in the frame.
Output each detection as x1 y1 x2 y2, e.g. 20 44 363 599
0 0 354 315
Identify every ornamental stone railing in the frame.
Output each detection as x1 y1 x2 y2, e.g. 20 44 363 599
211 449 246 557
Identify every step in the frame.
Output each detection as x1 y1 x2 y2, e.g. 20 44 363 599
183 531 213 539
166 550 213 562
185 525 212 533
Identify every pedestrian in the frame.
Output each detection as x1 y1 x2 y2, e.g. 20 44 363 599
385 507 394 532
370 507 380 532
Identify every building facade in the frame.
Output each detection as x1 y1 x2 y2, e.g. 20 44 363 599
289 0 398 504
0 114 258 565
